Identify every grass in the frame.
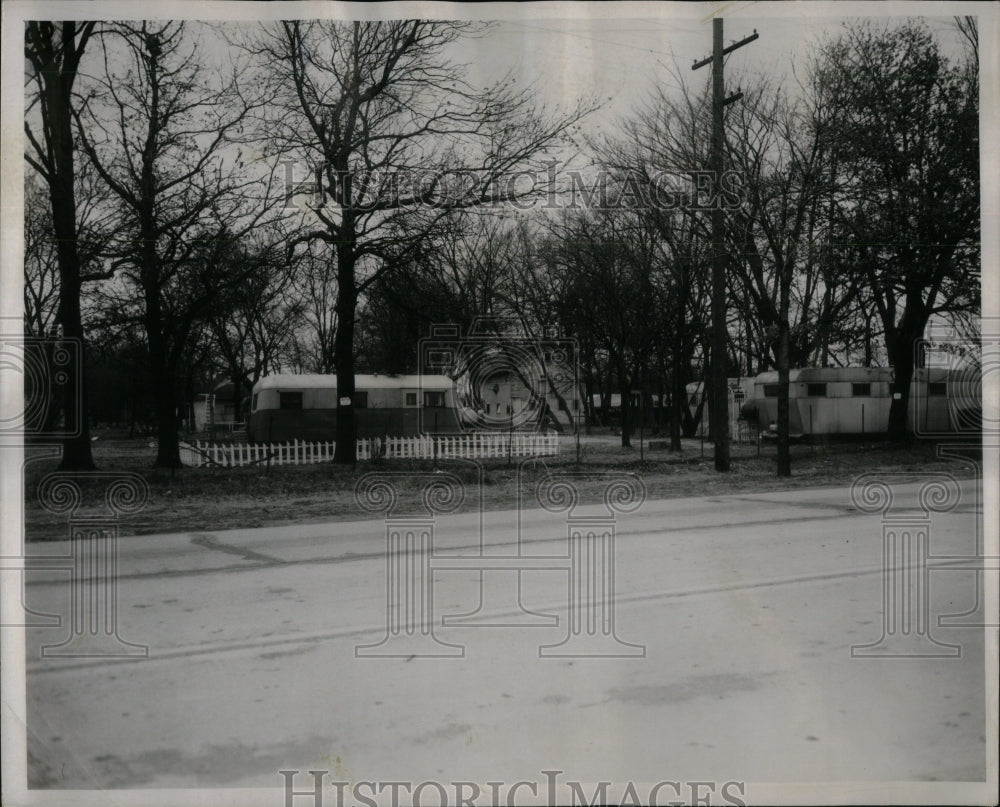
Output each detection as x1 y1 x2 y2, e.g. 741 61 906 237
21 432 979 542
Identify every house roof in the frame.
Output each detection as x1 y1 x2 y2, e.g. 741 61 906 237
253 373 454 392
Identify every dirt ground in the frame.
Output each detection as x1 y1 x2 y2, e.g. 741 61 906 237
21 433 980 541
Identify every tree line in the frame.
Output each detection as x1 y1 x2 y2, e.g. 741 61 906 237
24 18 979 472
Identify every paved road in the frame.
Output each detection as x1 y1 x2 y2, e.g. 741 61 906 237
20 480 991 793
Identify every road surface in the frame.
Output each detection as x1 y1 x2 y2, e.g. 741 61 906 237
18 480 991 795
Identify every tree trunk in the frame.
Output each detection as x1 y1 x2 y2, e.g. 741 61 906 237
618 365 632 448
49 93 95 471
231 372 242 423
154 386 181 468
863 312 873 366
151 363 181 467
25 22 98 471
655 373 666 436
776 320 791 477
333 241 357 464
619 390 632 448
882 289 929 441
146 307 182 468
776 271 792 477
670 344 684 452
887 327 923 441
745 324 754 377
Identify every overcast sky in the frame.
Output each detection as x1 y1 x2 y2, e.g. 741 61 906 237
3 1 995 317
460 14 973 143
11 5 981 170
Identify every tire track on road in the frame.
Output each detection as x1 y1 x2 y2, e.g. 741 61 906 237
24 507 923 586
29 558 987 675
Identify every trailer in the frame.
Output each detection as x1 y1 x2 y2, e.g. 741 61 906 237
738 366 980 437
246 373 463 443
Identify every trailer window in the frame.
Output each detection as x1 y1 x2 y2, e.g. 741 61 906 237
279 391 302 410
424 391 446 408
806 383 827 397
928 382 947 396
405 392 417 406
763 385 779 398
851 383 871 397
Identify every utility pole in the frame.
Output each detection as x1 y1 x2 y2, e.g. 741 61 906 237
693 18 757 473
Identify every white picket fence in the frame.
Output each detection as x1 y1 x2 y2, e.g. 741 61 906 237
382 432 559 460
179 432 558 468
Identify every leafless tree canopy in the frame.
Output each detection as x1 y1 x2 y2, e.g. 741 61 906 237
23 17 980 471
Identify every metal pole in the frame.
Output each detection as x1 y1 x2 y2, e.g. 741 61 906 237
640 387 645 462
508 408 513 467
925 369 930 435
576 403 581 465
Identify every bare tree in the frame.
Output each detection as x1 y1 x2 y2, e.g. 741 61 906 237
547 208 663 448
814 21 979 439
294 244 339 374
602 88 715 449
24 160 121 340
208 237 304 422
24 21 100 469
953 16 978 70
354 211 502 373
22 177 65 435
23 178 60 340
722 79 839 475
247 20 593 462
74 22 283 467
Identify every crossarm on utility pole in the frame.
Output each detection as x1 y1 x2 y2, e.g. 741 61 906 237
691 29 759 70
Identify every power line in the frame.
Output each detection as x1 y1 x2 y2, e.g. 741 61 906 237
503 20 683 60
